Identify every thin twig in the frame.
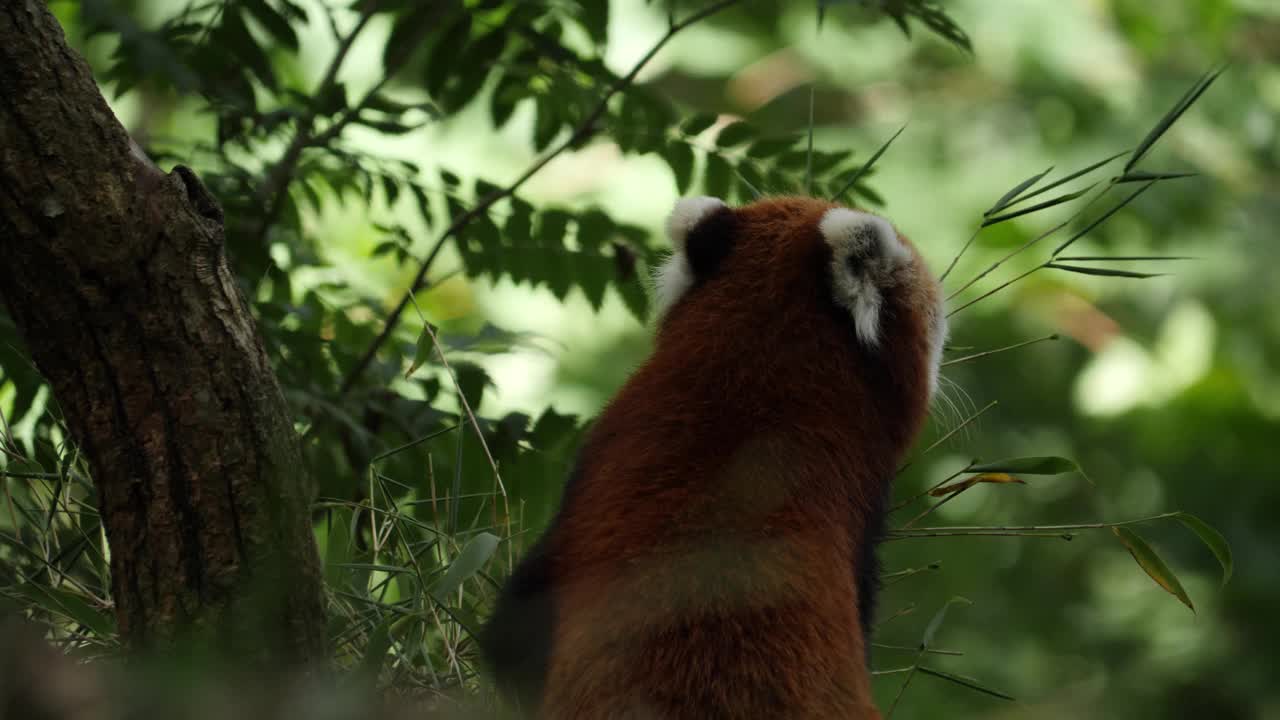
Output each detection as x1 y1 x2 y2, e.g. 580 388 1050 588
891 460 972 514
897 400 996 476
886 648 925 718
886 530 1076 540
336 0 743 396
946 263 1044 318
941 335 1059 367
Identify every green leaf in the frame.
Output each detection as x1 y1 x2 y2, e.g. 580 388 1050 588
1007 151 1128 209
431 532 501 602
1117 170 1199 183
746 136 800 158
663 142 695 194
24 585 115 638
241 0 298 50
406 323 436 378
1112 527 1195 612
1173 512 1233 585
357 616 395 680
917 666 1015 701
220 8 276 91
425 14 473 96
1126 66 1225 173
830 123 906 203
704 155 732 199
985 165 1053 217
716 122 755 147
579 0 609 45
1055 255 1195 262
680 113 718 136
1045 263 1167 279
980 184 1095 227
921 596 971 649
966 456 1079 475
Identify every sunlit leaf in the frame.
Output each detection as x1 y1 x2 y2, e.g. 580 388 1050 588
431 532 501 602
406 323 437 378
928 473 1025 497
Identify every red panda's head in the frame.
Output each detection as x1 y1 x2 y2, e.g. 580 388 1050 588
651 196 947 455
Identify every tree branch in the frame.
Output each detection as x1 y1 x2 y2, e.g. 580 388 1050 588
248 5 378 247
336 0 742 396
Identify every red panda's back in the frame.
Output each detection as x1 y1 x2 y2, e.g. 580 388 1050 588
483 196 945 719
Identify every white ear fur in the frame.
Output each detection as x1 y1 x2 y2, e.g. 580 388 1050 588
927 311 949 399
665 196 726 251
819 208 909 347
652 196 726 321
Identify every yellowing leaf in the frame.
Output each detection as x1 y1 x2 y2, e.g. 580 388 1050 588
1112 527 1195 612
928 473 1025 497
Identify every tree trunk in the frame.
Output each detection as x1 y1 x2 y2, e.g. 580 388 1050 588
0 2 326 662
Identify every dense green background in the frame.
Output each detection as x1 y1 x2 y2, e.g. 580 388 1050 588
2 0 1277 717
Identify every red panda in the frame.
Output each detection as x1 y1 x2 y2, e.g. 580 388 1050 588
481 196 947 719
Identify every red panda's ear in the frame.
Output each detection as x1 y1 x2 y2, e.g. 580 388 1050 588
819 208 909 347
653 197 733 321
666 196 726 251
666 197 735 279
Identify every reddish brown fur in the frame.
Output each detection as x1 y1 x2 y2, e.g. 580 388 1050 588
494 197 940 719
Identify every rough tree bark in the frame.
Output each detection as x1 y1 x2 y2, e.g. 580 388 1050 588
0 2 326 661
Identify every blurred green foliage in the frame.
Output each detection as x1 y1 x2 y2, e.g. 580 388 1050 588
0 0 1276 717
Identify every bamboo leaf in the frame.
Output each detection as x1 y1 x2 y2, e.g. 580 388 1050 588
431 532 500 602
24 585 115 638
831 123 907 202
358 616 395 680
928 473 1025 497
406 323 437 378
1173 512 1233 585
980 184 1095 227
1127 66 1225 172
1112 527 1195 612
1056 255 1196 262
922 596 971 649
1006 151 1128 209
1045 263 1167 279
1118 170 1198 183
966 456 1078 475
918 666 1015 701
985 166 1053 217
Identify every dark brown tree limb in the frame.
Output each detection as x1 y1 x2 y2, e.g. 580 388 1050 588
0 1 326 662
